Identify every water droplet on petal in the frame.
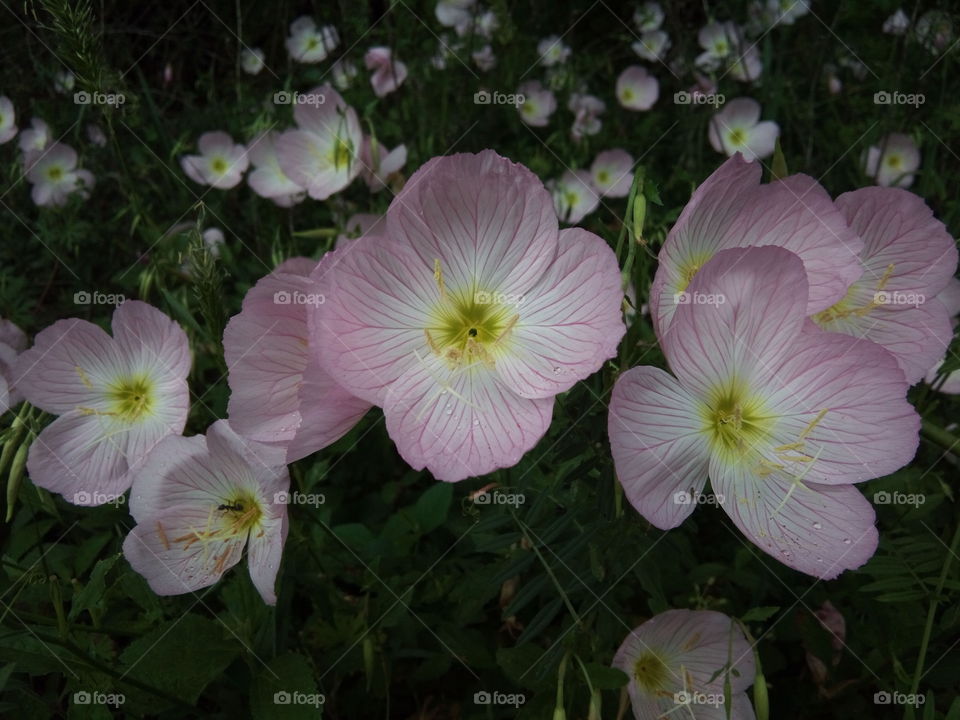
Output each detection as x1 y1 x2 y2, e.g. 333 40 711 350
843 538 851 544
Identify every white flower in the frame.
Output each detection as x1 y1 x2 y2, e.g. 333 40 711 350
180 131 249 189
883 9 910 35
0 96 16 144
590 149 634 198
286 17 339 63
538 35 571 66
729 45 763 82
517 80 557 126
616 66 659 111
332 59 359 90
18 117 50 153
86 123 107 147
695 21 740 71
54 71 75 94
241 48 265 75
631 30 670 61
863 133 920 188
24 142 94 207
568 93 605 140
435 0 475 31
472 44 496 71
633 2 664 32
550 170 599 224
766 0 810 26
246 130 306 206
708 97 779 161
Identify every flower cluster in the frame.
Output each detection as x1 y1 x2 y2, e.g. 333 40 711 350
609 153 956 581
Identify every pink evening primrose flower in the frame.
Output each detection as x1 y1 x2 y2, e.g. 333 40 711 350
224 256 372 462
551 169 600 224
767 0 811 26
24 142 95 207
590 149 634 198
317 151 625 482
811 187 958 384
610 246 920 578
708 97 780 161
18 117 50 153
568 93 605 140
122 420 288 604
0 96 16 144
472 44 497 71
180 131 249 190
613 609 756 719
537 36 571 66
286 17 339 63
883 8 910 35
359 136 408 192
631 30 671 62
633 2 664 32
863 133 920 188
240 47 265 75
435 0 475 31
649 154 864 338
332 59 359 90
14 301 190 506
246 131 306 207
517 80 557 127
616 66 659 111
0 318 27 414
365 47 408 97
926 278 960 393
275 84 362 201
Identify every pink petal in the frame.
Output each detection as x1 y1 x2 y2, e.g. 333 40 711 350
608 366 711 529
383 354 553 482
495 228 624 398
663 246 809 399
387 150 559 298
713 458 879 579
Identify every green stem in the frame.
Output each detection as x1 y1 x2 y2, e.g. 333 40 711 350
512 513 582 627
909 519 960 698
919 420 960 455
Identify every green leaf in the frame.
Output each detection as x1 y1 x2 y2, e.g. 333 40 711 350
741 606 780 623
411 483 453 533
69 553 121 621
581 662 629 689
119 614 239 706
250 652 323 720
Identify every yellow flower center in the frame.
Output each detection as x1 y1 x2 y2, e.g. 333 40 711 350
47 165 64 181
728 128 746 146
425 261 519 371
702 383 773 462
329 136 354 171
621 88 635 102
812 263 894 324
211 156 228 174
106 374 155 422
633 650 670 694
596 170 610 185
885 154 902 169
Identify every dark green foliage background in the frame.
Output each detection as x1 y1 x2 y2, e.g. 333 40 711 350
0 1 958 718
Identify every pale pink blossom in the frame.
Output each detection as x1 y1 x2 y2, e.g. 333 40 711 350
863 133 920 188
246 131 306 207
537 35 570 66
568 92 605 140
472 44 496 71
24 142 95 207
365 47 408 97
616 66 659 111
517 80 557 127
359 136 407 192
631 30 670 62
708 97 779 161
613 609 756 718
589 149 634 198
123 420 288 604
18 117 50 153
611 246 919 577
0 96 16 144
275 85 362 200
14 301 190 505
240 48 265 75
180 131 249 190
883 8 910 35
0 319 27 413
550 169 600 224
317 151 625 482
224 256 371 462
633 2 664 32
286 17 338 63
